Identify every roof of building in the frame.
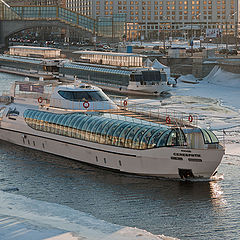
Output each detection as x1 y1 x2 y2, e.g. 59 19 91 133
63 62 131 75
9 46 59 51
73 51 146 58
0 54 42 64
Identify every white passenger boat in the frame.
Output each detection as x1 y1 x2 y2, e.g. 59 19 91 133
61 51 174 95
0 80 224 179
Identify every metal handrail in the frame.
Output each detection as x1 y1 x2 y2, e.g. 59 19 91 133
118 99 199 128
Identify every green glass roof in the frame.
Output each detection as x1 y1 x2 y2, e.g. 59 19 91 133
24 109 172 149
23 109 219 149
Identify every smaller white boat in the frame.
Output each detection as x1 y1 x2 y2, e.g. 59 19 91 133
61 51 175 95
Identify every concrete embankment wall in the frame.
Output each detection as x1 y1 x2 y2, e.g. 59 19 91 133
217 60 240 74
153 57 215 79
153 56 240 79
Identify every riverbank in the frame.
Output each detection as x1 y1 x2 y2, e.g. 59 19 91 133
0 66 56 80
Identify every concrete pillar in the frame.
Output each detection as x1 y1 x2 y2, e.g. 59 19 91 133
0 22 5 49
192 58 203 78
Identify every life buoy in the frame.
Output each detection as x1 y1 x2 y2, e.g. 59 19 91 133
83 101 90 109
166 116 171 124
38 97 43 103
188 115 193 123
123 100 128 107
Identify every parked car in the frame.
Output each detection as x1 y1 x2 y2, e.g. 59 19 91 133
219 48 229 54
153 45 159 50
186 48 195 53
219 49 238 55
228 49 238 55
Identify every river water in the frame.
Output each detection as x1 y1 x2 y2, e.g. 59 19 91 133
0 72 240 240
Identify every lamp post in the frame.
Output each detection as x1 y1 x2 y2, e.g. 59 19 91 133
235 11 238 50
160 16 167 51
190 13 201 56
226 11 237 54
163 23 166 51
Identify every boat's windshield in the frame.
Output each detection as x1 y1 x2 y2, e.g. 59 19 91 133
58 90 109 102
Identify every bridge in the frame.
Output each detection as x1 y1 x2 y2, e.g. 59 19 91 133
0 0 126 48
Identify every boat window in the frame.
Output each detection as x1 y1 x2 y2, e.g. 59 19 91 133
56 114 67 125
35 112 46 130
44 113 54 122
91 118 107 135
156 129 172 147
99 119 116 143
139 127 160 149
72 115 87 129
177 128 186 145
94 118 113 143
205 129 219 143
58 90 109 102
166 128 186 146
51 114 60 124
167 129 179 146
142 71 161 82
106 120 122 137
118 124 137 146
124 125 142 148
201 129 219 144
148 129 166 148
60 114 71 126
89 118 106 141
161 72 167 82
112 122 129 139
68 114 81 128
83 117 99 140
200 129 212 144
64 114 78 127
82 116 99 131
130 73 143 82
105 122 121 145
132 126 152 149
0 107 6 119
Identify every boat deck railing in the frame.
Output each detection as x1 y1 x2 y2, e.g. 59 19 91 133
5 90 199 128
113 99 198 128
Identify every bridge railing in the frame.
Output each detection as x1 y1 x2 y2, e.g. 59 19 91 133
11 5 97 33
0 0 21 20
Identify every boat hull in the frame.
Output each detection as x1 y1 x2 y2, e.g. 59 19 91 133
127 82 170 94
0 126 224 179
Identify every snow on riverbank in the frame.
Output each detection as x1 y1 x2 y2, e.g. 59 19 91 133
0 191 178 240
175 67 240 156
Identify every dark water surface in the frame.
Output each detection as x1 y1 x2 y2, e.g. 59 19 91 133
0 140 239 240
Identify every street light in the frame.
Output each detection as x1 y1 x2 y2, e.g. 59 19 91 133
159 16 167 51
190 13 201 56
226 11 237 53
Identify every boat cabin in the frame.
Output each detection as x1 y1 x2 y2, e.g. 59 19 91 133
130 70 167 85
9 81 118 111
73 51 146 67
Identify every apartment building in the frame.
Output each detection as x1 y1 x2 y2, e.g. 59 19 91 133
66 0 239 41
